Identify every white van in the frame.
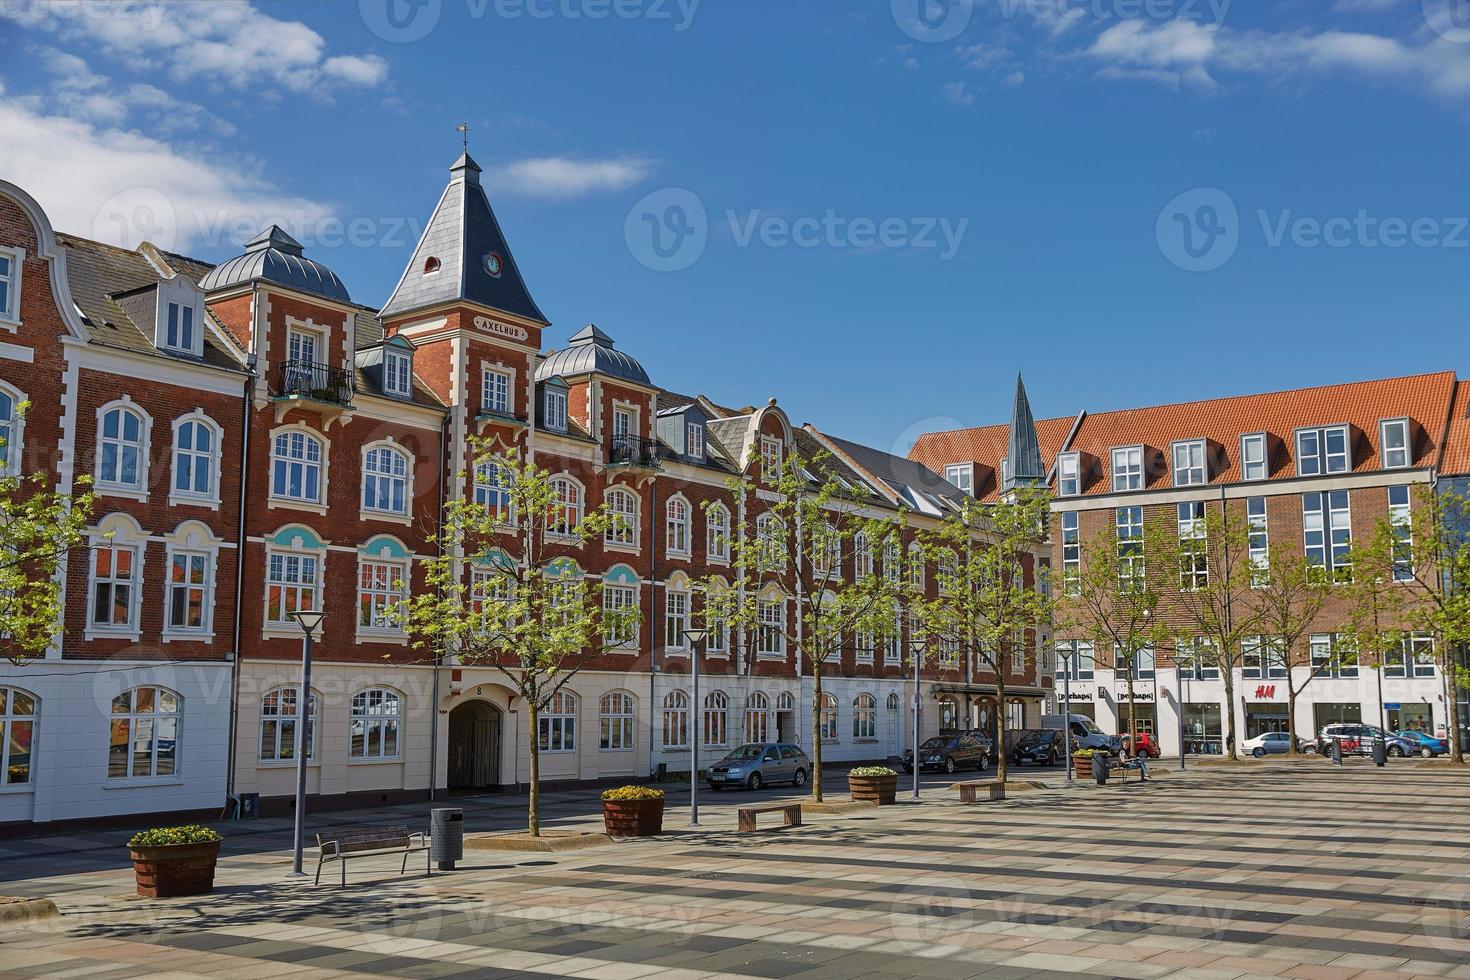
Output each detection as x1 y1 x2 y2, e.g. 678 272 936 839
1041 713 1113 750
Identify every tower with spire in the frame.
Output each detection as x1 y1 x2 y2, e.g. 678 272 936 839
1002 373 1047 498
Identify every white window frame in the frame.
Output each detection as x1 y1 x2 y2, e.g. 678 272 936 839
162 542 215 640
548 476 583 538
357 552 409 639
382 349 412 399
162 300 198 356
665 587 690 652
666 495 691 558
0 689 36 785
1303 490 1352 583
269 425 328 512
0 245 24 329
264 543 324 635
757 597 786 659
702 691 729 747
744 693 769 743
944 463 974 495
1056 452 1080 497
0 381 25 478
1380 418 1411 469
474 460 512 524
349 688 402 760
853 693 878 740
599 691 635 751
1247 496 1269 587
482 366 513 416
686 422 705 461
1240 433 1268 481
603 580 639 646
1296 425 1351 477
95 399 151 499
760 435 783 482
543 387 568 432
818 693 839 742
1389 484 1413 582
1172 439 1207 487
88 539 143 639
706 504 730 563
662 690 689 749
259 686 316 763
604 486 640 549
108 686 181 780
539 691 577 753
1111 446 1143 492
168 412 222 509
361 441 412 521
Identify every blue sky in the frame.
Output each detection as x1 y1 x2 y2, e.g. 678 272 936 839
2 0 1468 454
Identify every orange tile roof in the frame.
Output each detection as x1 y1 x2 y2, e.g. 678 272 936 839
1440 380 1470 477
910 415 1077 502
910 371 1460 496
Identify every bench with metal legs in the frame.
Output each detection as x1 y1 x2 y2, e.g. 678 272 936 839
315 825 430 886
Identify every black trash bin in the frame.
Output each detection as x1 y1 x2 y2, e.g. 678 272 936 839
239 792 260 819
431 808 464 870
1091 753 1109 785
1372 738 1387 767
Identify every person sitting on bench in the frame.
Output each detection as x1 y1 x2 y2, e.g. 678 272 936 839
1120 744 1151 782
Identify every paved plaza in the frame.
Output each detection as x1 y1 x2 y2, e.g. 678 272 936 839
1 762 1469 979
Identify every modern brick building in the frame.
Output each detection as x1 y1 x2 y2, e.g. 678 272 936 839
912 372 1470 756
0 159 1053 828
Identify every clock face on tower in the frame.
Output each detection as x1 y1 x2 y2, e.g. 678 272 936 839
482 252 503 278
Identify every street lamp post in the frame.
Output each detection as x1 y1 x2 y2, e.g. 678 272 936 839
1373 578 1388 736
1061 643 1073 784
287 609 325 878
683 628 708 827
1175 657 1187 772
910 637 925 801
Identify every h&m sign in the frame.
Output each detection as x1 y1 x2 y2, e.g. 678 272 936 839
1254 685 1277 699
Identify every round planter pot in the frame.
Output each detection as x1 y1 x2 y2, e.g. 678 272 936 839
129 840 220 898
1072 757 1093 779
849 773 897 805
603 798 664 837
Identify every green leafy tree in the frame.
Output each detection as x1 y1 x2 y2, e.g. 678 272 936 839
714 447 905 802
1342 523 1410 736
916 489 1054 784
1245 551 1332 755
401 443 638 836
1060 519 1171 757
0 403 93 663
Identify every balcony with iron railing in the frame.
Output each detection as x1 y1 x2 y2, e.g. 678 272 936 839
272 360 355 422
608 433 660 470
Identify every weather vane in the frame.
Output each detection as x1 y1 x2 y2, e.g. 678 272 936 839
456 122 470 153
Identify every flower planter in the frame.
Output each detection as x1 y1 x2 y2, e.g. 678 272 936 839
602 797 664 837
1072 756 1093 779
129 840 221 898
849 773 898 805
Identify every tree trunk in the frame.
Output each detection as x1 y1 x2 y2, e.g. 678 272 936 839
810 661 824 802
1286 682 1300 756
994 676 1008 784
1221 669 1239 760
1445 655 1463 764
527 702 541 837
1126 671 1136 758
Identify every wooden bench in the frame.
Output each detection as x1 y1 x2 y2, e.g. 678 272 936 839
736 801 803 833
953 779 1006 803
315 825 430 885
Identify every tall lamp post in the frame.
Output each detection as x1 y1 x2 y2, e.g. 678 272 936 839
287 609 325 878
1061 642 1073 784
910 636 925 801
683 628 708 827
1175 652 1187 772
1373 577 1388 736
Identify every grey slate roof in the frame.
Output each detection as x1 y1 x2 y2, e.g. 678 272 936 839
1003 373 1046 493
536 324 650 386
821 431 967 513
57 234 243 371
379 153 549 325
199 225 351 304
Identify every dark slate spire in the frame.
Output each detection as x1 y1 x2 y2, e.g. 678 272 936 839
1003 373 1046 494
379 152 549 325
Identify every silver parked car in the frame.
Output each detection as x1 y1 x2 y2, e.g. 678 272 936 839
706 742 809 791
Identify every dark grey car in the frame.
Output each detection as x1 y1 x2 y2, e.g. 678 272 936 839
706 743 809 791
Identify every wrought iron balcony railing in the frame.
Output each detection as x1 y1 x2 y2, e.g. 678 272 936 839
276 359 354 406
609 434 660 468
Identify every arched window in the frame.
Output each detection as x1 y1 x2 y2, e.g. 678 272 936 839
260 686 316 761
605 487 638 547
883 537 901 583
938 549 958 594
662 690 689 749
108 686 180 779
907 542 925 589
665 575 690 652
853 693 877 739
854 532 873 577
98 403 147 490
599 691 635 751
706 504 730 562
886 692 901 711
0 688 36 784
818 692 839 742
777 691 796 712
171 414 218 502
349 688 401 759
473 460 511 522
744 691 769 743
756 513 786 570
271 429 323 503
549 476 582 536
539 690 577 752
0 384 22 476
362 445 409 515
666 496 690 556
602 566 639 646
703 691 729 746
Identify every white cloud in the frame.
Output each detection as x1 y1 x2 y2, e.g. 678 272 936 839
943 81 976 106
0 89 330 252
497 157 656 199
32 46 237 136
1089 20 1218 69
2 0 389 96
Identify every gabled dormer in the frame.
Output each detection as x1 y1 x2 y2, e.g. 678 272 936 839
356 334 416 401
658 401 712 464
537 376 569 433
155 274 205 358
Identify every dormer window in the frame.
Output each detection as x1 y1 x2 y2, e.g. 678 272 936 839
1056 453 1080 497
1296 425 1350 476
422 256 441 276
544 387 567 431
164 301 195 354
686 422 705 461
1172 439 1207 487
760 435 783 482
383 349 412 399
1112 446 1144 491
944 463 973 495
1380 418 1411 469
1241 433 1268 481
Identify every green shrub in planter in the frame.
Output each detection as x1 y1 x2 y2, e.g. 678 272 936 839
600 785 664 802
128 825 222 847
128 825 222 898
849 766 897 777
601 785 665 836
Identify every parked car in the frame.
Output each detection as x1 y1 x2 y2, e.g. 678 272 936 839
1012 729 1065 766
903 732 993 774
1121 732 1161 758
1041 713 1113 751
1242 731 1301 757
1392 730 1447 757
706 743 809 791
1313 724 1417 758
